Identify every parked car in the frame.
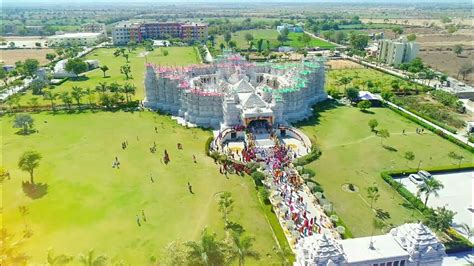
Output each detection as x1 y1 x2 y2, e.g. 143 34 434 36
409 174 424 185
417 170 432 180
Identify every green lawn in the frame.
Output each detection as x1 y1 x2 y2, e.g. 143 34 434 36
297 102 472 237
326 68 421 93
215 29 335 51
1 111 280 264
18 46 200 106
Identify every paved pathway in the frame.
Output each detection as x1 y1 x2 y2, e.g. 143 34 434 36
384 100 473 148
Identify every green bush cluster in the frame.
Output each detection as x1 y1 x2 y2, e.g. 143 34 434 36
387 104 474 152
443 228 474 254
251 171 265 187
204 136 214 156
294 147 322 166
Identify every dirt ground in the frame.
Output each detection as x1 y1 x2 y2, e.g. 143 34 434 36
419 50 474 86
326 59 363 70
0 48 54 65
361 18 473 28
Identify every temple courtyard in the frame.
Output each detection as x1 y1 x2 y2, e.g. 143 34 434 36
1 101 471 264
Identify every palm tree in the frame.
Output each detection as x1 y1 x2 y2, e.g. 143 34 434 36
366 185 380 209
418 178 444 206
18 150 42 184
71 86 84 107
338 76 352 90
43 90 58 112
99 65 109 78
226 232 259 266
123 83 136 103
59 91 73 110
95 82 108 96
47 248 73 266
84 88 95 108
461 223 473 240
218 192 234 228
78 249 107 266
185 228 226 266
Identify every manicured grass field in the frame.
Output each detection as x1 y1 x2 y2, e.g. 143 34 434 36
1 111 280 264
326 67 421 93
215 29 335 51
17 46 200 106
297 102 472 237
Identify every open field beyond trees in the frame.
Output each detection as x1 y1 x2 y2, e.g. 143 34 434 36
15 46 200 106
1 110 281 265
297 102 472 237
215 29 336 51
1 48 55 65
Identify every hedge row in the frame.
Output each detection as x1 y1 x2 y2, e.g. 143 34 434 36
294 147 322 166
444 228 474 254
387 104 474 153
204 136 213 156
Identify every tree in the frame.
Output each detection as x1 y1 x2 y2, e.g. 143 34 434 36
0 67 8 87
404 151 415 167
29 80 48 95
123 83 136 103
244 33 254 43
338 76 352 90
120 64 132 80
366 185 380 209
45 53 56 63
277 34 285 46
71 86 84 106
228 41 237 50
349 33 369 50
13 114 34 135
163 49 169 56
334 31 347 44
418 178 444 206
226 232 259 266
78 249 107 266
453 44 464 57
84 88 95 108
0 229 29 264
59 91 73 110
218 192 234 228
457 63 473 80
280 28 290 42
378 129 390 145
28 97 39 110
99 65 109 78
461 223 473 240
256 39 264 53
301 33 312 47
424 207 455 232
163 241 186 266
127 40 137 52
219 43 225 51
123 53 129 63
18 150 42 184
95 82 108 96
47 248 73 266
448 151 464 168
185 228 226 266
392 26 403 37
224 32 232 46
208 35 216 47
344 87 359 103
23 59 40 78
357 100 372 111
65 58 88 78
368 119 378 132
407 34 416 42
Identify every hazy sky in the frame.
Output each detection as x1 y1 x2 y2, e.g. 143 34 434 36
3 0 469 4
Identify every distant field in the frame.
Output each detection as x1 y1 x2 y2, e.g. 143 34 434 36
0 48 54 65
216 29 335 50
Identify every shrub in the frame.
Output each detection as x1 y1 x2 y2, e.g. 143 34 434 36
294 147 322 166
444 228 474 253
251 171 265 187
258 186 270 204
204 136 214 156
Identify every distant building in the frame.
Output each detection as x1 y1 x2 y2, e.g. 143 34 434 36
81 23 107 37
47 32 106 47
377 37 419 66
112 21 208 45
295 222 446 266
277 23 304 33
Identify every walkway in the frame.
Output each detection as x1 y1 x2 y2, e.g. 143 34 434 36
384 100 474 148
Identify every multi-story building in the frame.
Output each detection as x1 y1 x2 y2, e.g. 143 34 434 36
81 23 107 37
112 21 208 45
377 37 420 66
47 32 106 47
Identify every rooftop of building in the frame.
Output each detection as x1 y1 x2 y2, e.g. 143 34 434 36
114 21 207 28
339 234 408 263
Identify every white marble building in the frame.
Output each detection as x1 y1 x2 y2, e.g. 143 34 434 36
143 54 327 129
295 222 446 266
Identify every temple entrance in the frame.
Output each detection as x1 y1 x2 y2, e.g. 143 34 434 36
247 119 271 131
